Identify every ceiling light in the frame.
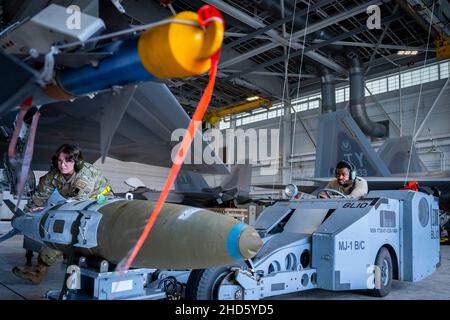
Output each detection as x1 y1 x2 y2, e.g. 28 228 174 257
397 50 418 56
246 96 260 101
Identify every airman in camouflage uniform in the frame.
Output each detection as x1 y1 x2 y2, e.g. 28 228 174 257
24 162 112 211
12 144 113 284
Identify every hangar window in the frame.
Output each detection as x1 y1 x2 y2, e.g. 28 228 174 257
425 65 439 82
365 78 387 96
309 99 319 109
291 95 320 113
219 121 230 130
219 116 231 130
292 101 308 112
388 75 399 91
234 105 284 127
332 60 449 105
335 87 350 103
267 106 284 119
440 61 449 79
401 64 439 88
336 88 346 103
240 108 268 125
401 70 414 88
231 61 449 127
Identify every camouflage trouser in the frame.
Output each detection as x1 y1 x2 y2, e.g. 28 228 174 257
38 246 63 266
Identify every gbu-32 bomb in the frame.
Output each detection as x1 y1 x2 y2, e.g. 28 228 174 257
8 192 262 269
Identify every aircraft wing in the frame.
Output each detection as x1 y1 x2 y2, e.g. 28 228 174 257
252 184 321 194
297 176 450 190
364 176 450 190
0 82 229 174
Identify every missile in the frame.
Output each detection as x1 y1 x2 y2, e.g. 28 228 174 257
44 10 223 101
1 7 224 108
7 191 262 269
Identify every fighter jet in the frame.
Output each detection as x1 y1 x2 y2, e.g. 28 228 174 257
117 164 254 207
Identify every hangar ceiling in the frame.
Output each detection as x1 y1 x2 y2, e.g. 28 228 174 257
1 0 447 111
157 0 446 111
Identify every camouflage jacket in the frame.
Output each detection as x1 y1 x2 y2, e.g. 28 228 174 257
24 162 113 211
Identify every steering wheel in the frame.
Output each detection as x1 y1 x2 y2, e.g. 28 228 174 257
316 188 348 199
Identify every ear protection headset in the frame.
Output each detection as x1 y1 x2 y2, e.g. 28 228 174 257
335 160 357 181
51 144 85 172
74 158 84 172
52 155 84 172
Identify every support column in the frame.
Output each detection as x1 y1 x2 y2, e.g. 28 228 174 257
281 99 292 185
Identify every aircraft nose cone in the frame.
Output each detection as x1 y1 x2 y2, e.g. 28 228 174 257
238 227 263 259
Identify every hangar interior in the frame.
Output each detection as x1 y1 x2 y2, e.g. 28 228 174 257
0 0 449 300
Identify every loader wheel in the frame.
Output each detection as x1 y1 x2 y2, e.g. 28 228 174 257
368 247 393 297
186 265 240 300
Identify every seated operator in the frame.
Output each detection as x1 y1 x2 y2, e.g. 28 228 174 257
319 160 368 199
12 143 113 284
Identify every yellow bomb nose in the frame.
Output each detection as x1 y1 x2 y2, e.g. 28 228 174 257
138 11 224 78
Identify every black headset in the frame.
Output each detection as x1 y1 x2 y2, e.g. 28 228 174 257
335 160 357 181
74 158 84 172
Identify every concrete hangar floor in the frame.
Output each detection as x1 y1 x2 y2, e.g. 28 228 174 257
0 222 449 300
